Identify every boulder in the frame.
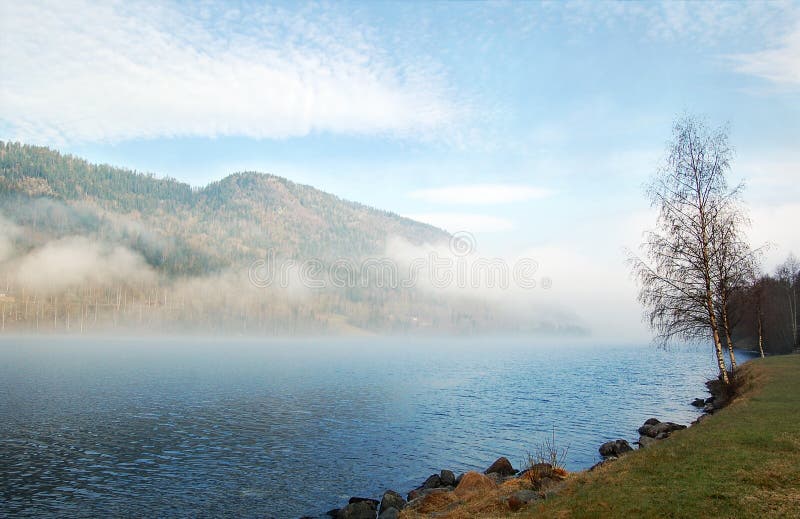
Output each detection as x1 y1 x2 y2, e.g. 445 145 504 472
406 487 423 502
638 418 660 435
422 473 442 489
348 497 379 507
652 422 686 436
599 439 633 458
637 436 657 449
454 471 497 497
377 508 399 519
691 398 706 407
336 500 376 519
378 491 405 515
326 509 340 517
440 469 456 487
485 456 517 476
640 421 686 438
703 403 715 413
507 489 540 512
407 473 444 501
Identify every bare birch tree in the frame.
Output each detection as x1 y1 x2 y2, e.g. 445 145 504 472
709 204 759 371
630 116 738 384
750 276 767 358
776 253 799 349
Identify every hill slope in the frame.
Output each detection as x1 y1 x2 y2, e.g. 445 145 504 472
1 141 560 335
0 141 448 275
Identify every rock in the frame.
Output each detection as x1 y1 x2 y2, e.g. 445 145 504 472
454 471 497 496
705 397 715 405
377 508 399 519
378 491 405 515
655 432 670 440
407 474 444 501
637 436 656 449
703 403 715 413
406 487 423 502
422 473 442 489
638 418 660 435
484 456 517 476
589 457 616 471
336 500 376 519
539 478 566 499
455 473 464 486
691 398 706 407
652 422 686 436
348 497 379 507
407 486 453 502
326 509 340 517
599 439 633 458
640 421 686 438
440 469 456 487
507 489 540 511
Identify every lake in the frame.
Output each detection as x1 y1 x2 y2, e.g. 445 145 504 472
0 337 755 518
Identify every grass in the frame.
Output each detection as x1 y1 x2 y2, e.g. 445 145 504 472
526 354 800 518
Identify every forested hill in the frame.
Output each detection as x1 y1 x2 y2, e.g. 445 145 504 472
0 141 449 275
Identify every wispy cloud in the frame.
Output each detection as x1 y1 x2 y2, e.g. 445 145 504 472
410 184 554 205
730 23 800 88
404 213 515 233
0 0 463 144
557 1 796 46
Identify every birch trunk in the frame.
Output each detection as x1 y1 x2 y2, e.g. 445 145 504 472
720 299 737 371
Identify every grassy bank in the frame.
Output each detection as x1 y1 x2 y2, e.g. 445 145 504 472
527 354 800 518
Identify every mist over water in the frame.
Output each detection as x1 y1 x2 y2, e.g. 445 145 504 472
0 337 755 518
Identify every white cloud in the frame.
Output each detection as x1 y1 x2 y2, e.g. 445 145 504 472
731 23 800 88
410 184 554 205
0 0 462 144
404 213 515 233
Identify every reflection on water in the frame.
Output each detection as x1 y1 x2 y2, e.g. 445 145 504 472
0 337 755 517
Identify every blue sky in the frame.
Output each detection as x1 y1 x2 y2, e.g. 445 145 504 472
1 0 799 339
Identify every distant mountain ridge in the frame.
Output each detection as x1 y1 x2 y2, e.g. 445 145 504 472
0 141 449 274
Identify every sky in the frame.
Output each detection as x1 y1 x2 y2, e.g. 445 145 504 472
1 0 799 340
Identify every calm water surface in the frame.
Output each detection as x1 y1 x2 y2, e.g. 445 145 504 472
0 337 755 518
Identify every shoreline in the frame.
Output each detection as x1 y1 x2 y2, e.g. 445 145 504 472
316 366 733 519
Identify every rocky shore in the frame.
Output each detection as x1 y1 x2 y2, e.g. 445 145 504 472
304 379 727 519
309 456 567 519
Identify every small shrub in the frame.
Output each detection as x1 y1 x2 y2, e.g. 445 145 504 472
525 426 569 473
